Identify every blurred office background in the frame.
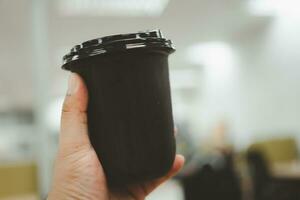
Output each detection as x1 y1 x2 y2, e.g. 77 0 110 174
1 0 300 199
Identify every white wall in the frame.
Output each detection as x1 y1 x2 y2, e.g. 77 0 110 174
192 16 300 150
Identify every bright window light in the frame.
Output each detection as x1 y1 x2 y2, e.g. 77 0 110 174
187 42 235 68
247 0 277 16
186 42 237 83
247 0 300 17
58 0 171 17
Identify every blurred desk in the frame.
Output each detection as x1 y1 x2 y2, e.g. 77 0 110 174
0 161 37 198
271 161 300 179
0 194 37 200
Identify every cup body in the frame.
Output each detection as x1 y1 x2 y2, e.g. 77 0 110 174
62 30 176 187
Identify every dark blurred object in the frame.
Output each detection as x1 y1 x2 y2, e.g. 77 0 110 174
247 150 300 200
246 150 270 200
181 152 242 200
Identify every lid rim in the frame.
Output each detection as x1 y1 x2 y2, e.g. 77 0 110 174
62 30 175 67
62 46 175 69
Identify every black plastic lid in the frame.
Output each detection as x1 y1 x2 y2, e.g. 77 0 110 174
62 29 175 68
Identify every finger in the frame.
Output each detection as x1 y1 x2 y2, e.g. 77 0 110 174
59 73 90 155
141 154 185 195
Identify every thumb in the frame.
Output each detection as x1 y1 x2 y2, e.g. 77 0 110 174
59 73 91 156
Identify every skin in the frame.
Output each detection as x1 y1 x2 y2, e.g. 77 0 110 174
48 73 185 200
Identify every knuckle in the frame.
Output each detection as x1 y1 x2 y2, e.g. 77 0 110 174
61 95 87 122
62 96 72 114
61 108 88 125
60 94 88 128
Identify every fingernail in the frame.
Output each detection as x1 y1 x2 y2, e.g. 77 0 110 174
67 73 78 95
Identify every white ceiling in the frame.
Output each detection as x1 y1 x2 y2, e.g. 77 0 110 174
0 0 271 111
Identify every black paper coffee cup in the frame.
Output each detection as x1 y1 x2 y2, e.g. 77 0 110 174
62 30 176 187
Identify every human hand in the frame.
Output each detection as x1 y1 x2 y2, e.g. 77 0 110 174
48 73 185 200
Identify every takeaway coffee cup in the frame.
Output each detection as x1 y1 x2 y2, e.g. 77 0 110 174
62 30 176 187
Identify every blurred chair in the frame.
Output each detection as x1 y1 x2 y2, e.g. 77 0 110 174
248 138 298 165
247 150 300 200
0 162 38 199
181 152 242 200
217 152 242 200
